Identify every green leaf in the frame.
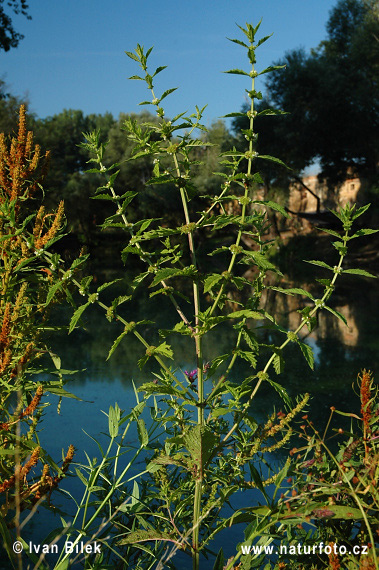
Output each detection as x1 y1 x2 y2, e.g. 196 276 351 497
226 37 249 48
343 268 376 278
305 260 334 271
265 377 291 407
349 228 378 239
184 425 219 470
255 199 289 218
108 404 120 438
69 302 90 334
125 50 140 62
351 203 370 220
45 281 63 306
159 87 177 101
107 330 128 361
152 65 167 77
324 306 347 325
223 68 249 76
136 418 149 447
203 273 223 293
258 64 286 76
154 341 174 359
228 310 264 320
258 155 289 168
213 548 225 570
237 350 257 367
251 252 279 272
130 480 140 506
316 227 342 238
273 353 284 375
75 467 88 487
257 108 287 117
271 287 315 300
298 341 314 369
256 34 273 47
150 266 196 287
118 529 173 545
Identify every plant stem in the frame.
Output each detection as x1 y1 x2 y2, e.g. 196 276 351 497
222 229 350 444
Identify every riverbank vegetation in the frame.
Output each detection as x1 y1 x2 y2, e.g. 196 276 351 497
0 0 378 263
0 3 378 570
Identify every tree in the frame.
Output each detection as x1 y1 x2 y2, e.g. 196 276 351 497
32 109 116 241
234 0 379 189
0 0 31 52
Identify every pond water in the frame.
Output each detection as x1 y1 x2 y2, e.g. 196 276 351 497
9 272 379 569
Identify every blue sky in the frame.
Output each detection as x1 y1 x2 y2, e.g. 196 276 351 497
1 0 337 127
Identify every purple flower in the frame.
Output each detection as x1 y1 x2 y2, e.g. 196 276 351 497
184 369 197 382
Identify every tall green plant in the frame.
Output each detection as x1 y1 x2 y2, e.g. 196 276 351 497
78 22 377 569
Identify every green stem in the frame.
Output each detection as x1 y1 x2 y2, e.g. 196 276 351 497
222 230 350 445
172 152 204 570
209 67 256 318
103 161 194 333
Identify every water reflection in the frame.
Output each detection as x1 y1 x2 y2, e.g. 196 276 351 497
47 274 378 415
25 273 378 568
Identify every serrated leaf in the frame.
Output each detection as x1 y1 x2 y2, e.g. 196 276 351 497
203 273 223 293
160 87 177 102
152 65 167 77
273 353 285 375
223 68 249 76
222 112 248 118
258 64 286 76
349 228 378 239
150 267 185 287
154 341 174 359
136 418 148 446
316 227 342 238
324 306 347 325
69 302 90 334
343 268 376 278
256 200 289 218
183 425 218 469
75 468 88 487
257 108 287 116
118 529 173 545
227 37 249 48
305 260 334 271
271 287 315 300
298 341 314 370
258 155 289 168
45 281 64 306
256 33 273 47
125 50 140 62
251 252 279 272
237 350 257 367
107 331 128 361
352 203 371 220
228 310 263 320
265 377 291 407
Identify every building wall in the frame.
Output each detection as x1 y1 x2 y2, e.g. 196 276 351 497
289 175 364 213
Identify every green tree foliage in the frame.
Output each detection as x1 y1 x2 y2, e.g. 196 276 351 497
33 110 115 242
0 0 30 51
234 0 379 187
0 79 30 133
